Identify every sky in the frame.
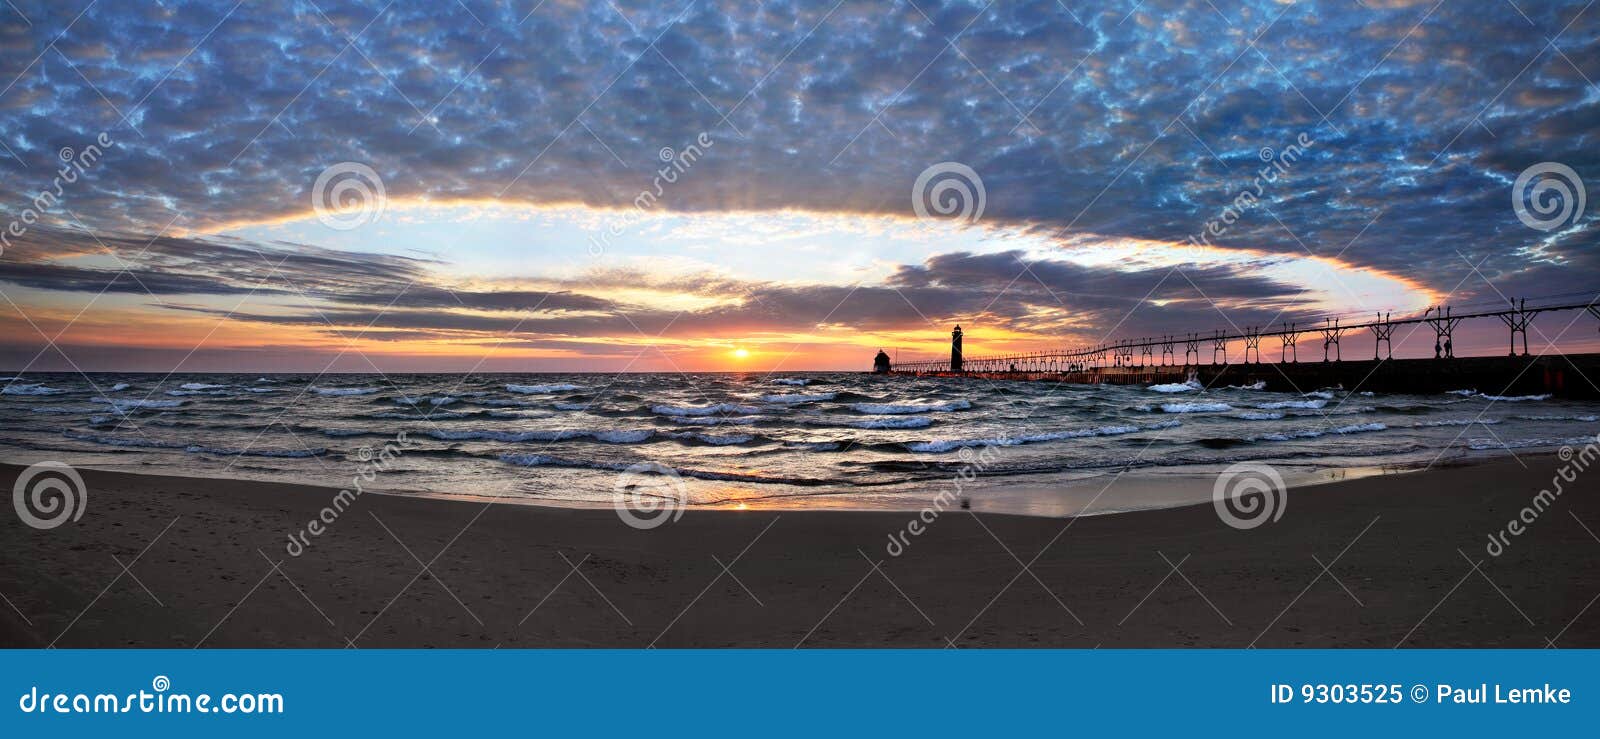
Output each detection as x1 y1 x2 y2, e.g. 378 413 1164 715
0 0 1596 372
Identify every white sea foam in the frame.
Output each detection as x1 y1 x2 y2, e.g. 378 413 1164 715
761 392 837 404
506 383 581 394
1514 414 1599 422
907 421 1179 453
1148 380 1202 393
180 382 228 390
91 397 183 410
3 383 65 395
310 386 379 396
1478 393 1550 402
1224 380 1267 391
652 403 763 417
109 382 131 391
1160 401 1231 413
1232 411 1284 421
675 415 760 426
847 400 970 414
1256 399 1327 410
1412 418 1501 428
1445 389 1477 396
1252 422 1387 442
770 378 810 386
847 416 934 429
1302 390 1335 400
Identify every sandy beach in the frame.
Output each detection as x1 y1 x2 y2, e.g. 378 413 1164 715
1 454 1595 648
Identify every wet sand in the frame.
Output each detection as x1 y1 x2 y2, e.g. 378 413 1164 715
1 453 1596 647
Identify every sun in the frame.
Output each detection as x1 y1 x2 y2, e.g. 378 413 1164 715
731 348 750 360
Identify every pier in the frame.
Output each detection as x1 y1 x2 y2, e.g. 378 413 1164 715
888 297 1600 399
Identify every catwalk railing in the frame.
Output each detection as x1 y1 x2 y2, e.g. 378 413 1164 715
890 298 1600 374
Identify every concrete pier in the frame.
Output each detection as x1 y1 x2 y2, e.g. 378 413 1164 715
892 353 1600 399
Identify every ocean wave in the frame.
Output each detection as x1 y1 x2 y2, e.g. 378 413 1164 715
783 441 841 452
1148 380 1202 393
1513 414 1599 422
1445 389 1477 396
669 431 756 446
3 383 66 395
652 402 763 417
1224 380 1267 391
1412 418 1500 428
674 415 759 426
846 416 933 429
1256 399 1327 410
180 382 228 390
848 399 970 414
770 378 810 386
91 397 184 410
1251 422 1387 442
64 431 324 457
1302 390 1335 400
496 453 823 485
553 402 589 411
907 421 1180 453
424 428 654 444
109 382 131 391
760 392 837 404
310 386 379 396
320 428 369 437
1468 435 1600 451
1160 401 1231 413
397 395 459 406
1232 411 1284 421
506 383 581 394
368 410 474 420
1477 393 1550 402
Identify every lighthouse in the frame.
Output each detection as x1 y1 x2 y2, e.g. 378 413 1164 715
950 325 963 373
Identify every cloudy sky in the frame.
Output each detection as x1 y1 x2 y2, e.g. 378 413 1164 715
0 0 1595 372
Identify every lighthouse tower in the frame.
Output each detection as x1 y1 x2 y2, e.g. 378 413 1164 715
950 325 963 373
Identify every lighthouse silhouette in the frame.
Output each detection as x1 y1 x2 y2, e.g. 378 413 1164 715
950 325 963 373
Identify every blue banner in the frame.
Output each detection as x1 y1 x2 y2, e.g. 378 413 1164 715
2 650 1592 736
